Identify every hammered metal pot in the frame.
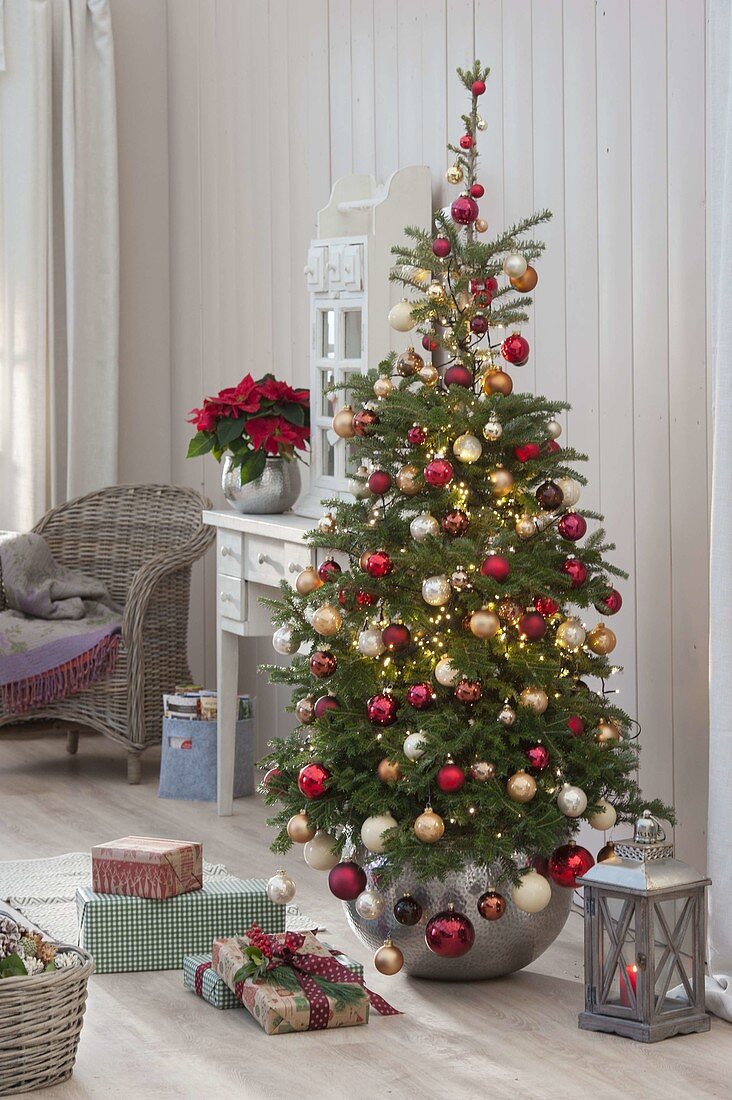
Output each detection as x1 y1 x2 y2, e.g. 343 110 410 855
222 455 301 514
343 854 572 980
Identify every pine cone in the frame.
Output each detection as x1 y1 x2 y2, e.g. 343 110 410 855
0 916 21 959
18 936 37 959
38 941 56 965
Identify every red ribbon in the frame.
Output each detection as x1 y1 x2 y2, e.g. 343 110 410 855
194 960 212 997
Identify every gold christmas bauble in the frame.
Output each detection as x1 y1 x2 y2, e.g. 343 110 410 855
332 405 355 439
395 464 421 496
413 268 432 286
555 476 580 507
595 719 622 746
413 807 445 844
483 416 503 442
311 603 343 637
287 812 316 843
519 686 549 714
506 770 537 803
446 163 464 185
388 299 415 332
396 346 424 377
318 513 337 535
497 598 523 624
510 265 539 293
476 115 487 131
373 376 394 399
489 467 514 496
556 618 586 650
377 758 402 783
374 940 404 975
295 696 315 724
452 433 482 464
498 703 516 726
419 363 439 386
469 609 500 639
474 217 488 233
515 514 537 540
295 566 323 596
426 281 445 302
483 369 513 396
587 623 617 655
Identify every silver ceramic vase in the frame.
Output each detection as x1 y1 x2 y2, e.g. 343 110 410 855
343 853 572 980
222 455 301 514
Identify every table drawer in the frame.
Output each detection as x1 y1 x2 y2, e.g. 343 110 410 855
283 541 311 581
218 530 245 578
218 574 246 620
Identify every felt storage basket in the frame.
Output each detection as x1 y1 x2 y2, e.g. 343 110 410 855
158 715 254 801
0 945 93 1096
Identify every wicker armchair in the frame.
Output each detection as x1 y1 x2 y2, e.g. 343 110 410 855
0 485 214 782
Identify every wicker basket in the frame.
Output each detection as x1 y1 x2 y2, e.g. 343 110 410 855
0 946 93 1096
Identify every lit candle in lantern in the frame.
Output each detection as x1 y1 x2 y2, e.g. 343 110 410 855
620 963 638 1007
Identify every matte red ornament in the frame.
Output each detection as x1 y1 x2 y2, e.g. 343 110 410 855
442 509 470 537
436 762 466 792
470 183 485 199
470 315 488 335
473 291 492 307
424 457 454 487
526 744 550 770
313 694 339 718
407 425 427 445
367 693 398 726
365 550 393 578
309 650 337 678
479 553 511 582
407 682 435 710
548 842 595 888
534 595 559 616
368 469 392 495
297 762 330 799
422 334 438 352
518 612 547 641
545 440 562 454
477 890 506 920
262 767 285 794
317 559 342 582
535 479 564 510
352 408 379 436
558 512 587 541
514 443 541 463
432 237 451 258
501 333 530 365
595 588 623 616
471 79 486 95
451 195 479 225
443 364 474 389
459 133 474 149
382 622 411 652
567 715 585 737
454 679 482 704
328 861 367 901
425 907 475 957
561 556 588 588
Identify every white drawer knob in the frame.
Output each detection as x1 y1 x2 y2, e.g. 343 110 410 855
257 552 268 565
221 546 232 557
220 592 231 603
288 562 304 574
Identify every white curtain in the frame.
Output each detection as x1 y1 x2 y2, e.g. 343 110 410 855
0 0 118 532
708 0 732 1022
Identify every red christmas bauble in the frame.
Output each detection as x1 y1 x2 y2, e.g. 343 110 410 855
451 195 479 225
558 512 587 541
367 693 398 726
561 556 588 588
459 133 474 149
432 237 451 258
595 588 623 616
313 694 339 719
425 907 475 957
548 842 595 888
338 588 375 610
471 79 486 95
424 457 454 487
485 277 499 294
470 315 488 335
328 861 367 900
407 425 427 445
443 364 474 389
470 279 485 294
479 553 511 582
518 611 547 641
470 183 485 199
436 762 466 792
535 479 564 510
545 439 562 454
365 550 393 578
534 595 559 616
407 682 435 709
526 744 550 770
567 715 585 736
356 589 375 607
262 767 285 794
368 469 392 495
309 650 337 678
422 334 438 352
442 509 470 537
318 559 342 582
352 408 379 436
297 762 330 799
514 443 541 463
474 291 492 307
477 890 506 920
382 622 411 652
500 333 530 366
454 679 482 704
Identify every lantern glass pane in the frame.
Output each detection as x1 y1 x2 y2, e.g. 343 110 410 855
320 368 336 417
320 310 335 359
597 894 640 1013
319 429 336 477
652 896 696 1014
344 310 362 359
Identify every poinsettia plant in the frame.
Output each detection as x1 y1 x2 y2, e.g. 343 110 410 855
187 374 310 485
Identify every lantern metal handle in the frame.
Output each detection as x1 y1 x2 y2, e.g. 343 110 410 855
634 810 666 844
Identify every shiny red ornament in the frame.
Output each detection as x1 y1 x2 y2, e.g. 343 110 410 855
424 457 454 488
309 650 337 678
485 277 499 294
470 183 485 199
470 315 488 335
317 558 342 582
595 588 623 616
454 679 482 704
297 762 330 799
477 890 506 920
407 425 427 445
443 364 474 389
422 334 438 352
352 408 379 436
470 278 485 294
262 767 285 794
459 133 474 149
518 611 547 641
535 479 564 510
425 908 475 957
567 715 585 736
436 762 466 792
442 509 470 537
514 443 541 463
382 622 411 652
561 556 588 588
501 333 530 366
313 694 339 719
328 861 367 901
532 854 550 877
338 588 375 610
368 469 392 495
367 693 398 726
479 553 511 582
526 744 550 770
451 195 479 225
534 595 558 616
365 550 393 578
407 682 435 710
356 589 376 607
545 440 561 454
432 237 451 258
558 512 587 541
548 842 595 888
471 79 486 95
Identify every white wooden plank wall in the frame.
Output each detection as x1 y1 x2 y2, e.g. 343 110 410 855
159 0 708 866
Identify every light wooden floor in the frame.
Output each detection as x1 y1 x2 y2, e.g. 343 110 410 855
1 728 730 1100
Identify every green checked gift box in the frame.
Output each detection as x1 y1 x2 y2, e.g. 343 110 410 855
183 943 365 1010
76 876 284 974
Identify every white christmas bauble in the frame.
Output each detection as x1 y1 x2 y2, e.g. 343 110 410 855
556 618 586 650
512 869 552 913
588 798 617 831
388 299 415 332
483 417 503 442
546 419 562 440
303 831 340 871
358 627 386 658
434 657 460 687
266 869 297 904
355 887 386 921
557 783 588 818
410 512 440 543
347 466 371 499
422 574 452 607
503 252 528 279
452 433 482 464
272 625 300 655
403 732 427 761
556 476 581 508
361 812 398 854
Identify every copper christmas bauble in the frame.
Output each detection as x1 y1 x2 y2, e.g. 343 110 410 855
373 375 394 398
394 893 423 926
451 568 470 590
295 566 323 596
295 696 315 724
497 598 523 623
474 217 488 233
309 650 337 678
470 760 496 782
483 416 503 441
442 509 470 537
535 479 564 511
477 890 507 920
413 807 445 844
498 704 516 726
598 841 616 863
506 770 537 803
332 405 355 439
396 346 424 377
419 363 439 386
515 514 537 540
455 679 482 704
595 718 622 746
519 686 549 714
482 369 513 396
510 265 539 293
469 608 500 639
311 603 343 637
395 464 421 495
489 467 514 496
587 622 617 655
352 408 380 436
426 281 445 302
377 758 403 782
374 940 404 975
287 812 316 843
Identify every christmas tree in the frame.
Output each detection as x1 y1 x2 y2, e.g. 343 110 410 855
261 62 671 971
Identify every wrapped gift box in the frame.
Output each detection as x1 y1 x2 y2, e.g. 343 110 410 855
77 877 284 974
91 836 203 899
183 943 364 1011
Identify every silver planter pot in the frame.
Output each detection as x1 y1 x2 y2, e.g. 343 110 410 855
222 455 301 515
343 855 573 980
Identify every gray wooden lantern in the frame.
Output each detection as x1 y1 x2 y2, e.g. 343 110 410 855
577 811 711 1042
